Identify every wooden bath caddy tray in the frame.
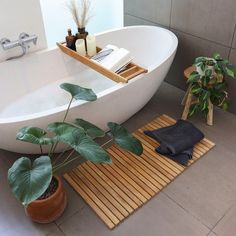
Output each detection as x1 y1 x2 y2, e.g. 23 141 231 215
64 114 215 229
57 42 148 83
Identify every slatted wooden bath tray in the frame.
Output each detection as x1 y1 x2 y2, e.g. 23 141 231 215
64 114 215 229
57 42 147 83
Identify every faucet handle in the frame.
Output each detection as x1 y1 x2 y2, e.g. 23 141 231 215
0 38 11 50
0 38 11 45
19 32 30 40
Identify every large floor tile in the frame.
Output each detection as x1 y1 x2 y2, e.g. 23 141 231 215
213 204 236 236
0 150 63 236
163 146 236 228
208 232 217 236
1 82 236 236
47 226 65 236
60 192 209 236
189 106 236 153
55 180 86 225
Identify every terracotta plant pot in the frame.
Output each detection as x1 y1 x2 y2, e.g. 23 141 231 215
25 175 67 223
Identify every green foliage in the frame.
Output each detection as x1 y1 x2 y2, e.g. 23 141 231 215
48 122 111 163
8 156 52 206
187 53 235 117
16 127 54 145
108 122 143 156
73 119 105 139
60 83 97 101
9 83 143 205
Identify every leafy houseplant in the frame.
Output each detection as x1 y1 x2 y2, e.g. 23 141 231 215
8 83 143 222
187 53 235 117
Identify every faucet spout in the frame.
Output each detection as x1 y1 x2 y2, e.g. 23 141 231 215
6 45 27 61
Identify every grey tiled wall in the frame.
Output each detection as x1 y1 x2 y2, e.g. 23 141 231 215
124 0 236 114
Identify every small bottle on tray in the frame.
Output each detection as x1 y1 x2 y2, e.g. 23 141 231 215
65 29 76 51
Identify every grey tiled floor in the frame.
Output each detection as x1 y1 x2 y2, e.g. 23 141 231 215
1 82 236 236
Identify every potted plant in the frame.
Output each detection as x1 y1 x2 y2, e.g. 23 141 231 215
8 83 143 223
187 53 235 117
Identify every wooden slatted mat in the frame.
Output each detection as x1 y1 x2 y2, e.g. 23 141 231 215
64 114 215 229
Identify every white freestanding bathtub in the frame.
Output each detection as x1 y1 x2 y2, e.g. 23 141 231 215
0 26 178 154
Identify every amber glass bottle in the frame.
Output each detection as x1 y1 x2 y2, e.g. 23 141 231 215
65 29 76 51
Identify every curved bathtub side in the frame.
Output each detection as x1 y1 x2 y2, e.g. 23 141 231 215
0 26 178 154
0 52 176 154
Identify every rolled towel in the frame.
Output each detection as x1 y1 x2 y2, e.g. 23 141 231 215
144 119 204 166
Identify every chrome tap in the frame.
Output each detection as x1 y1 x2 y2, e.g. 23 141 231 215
0 32 38 60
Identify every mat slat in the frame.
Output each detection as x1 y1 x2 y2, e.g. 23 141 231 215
64 114 215 229
77 165 129 219
83 163 133 214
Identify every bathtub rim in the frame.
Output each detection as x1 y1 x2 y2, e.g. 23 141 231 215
0 25 178 124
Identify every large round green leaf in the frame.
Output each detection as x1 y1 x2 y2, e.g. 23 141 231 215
107 122 143 156
47 122 85 143
60 83 97 101
71 131 112 163
74 118 105 139
16 126 54 145
8 156 52 206
48 122 111 163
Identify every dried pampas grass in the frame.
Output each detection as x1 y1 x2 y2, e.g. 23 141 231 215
66 0 93 29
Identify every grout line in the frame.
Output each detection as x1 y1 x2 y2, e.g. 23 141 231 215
229 23 236 48
210 202 236 233
228 48 232 60
170 0 173 28
45 222 66 236
57 226 66 236
162 191 212 230
227 23 236 59
206 230 217 236
170 27 231 50
56 204 87 227
124 13 168 29
125 13 232 50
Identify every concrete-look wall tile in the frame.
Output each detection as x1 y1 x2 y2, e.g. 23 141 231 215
227 49 236 114
171 0 236 47
124 14 157 27
165 30 230 90
124 0 171 27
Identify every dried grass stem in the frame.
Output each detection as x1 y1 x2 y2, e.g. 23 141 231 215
67 0 93 29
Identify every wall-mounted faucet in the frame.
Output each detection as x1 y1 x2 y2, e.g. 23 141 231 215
0 32 38 60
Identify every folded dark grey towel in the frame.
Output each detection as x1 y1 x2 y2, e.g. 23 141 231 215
144 119 204 166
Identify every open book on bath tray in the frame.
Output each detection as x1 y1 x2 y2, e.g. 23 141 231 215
57 42 148 83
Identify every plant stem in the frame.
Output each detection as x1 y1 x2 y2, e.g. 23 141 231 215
60 149 75 166
100 138 113 148
63 97 73 122
52 154 79 173
40 145 43 155
52 148 69 165
48 144 54 158
50 97 73 155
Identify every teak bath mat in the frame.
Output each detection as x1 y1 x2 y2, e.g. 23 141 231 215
64 114 215 229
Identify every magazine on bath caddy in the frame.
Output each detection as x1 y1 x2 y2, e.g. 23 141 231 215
91 45 133 73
